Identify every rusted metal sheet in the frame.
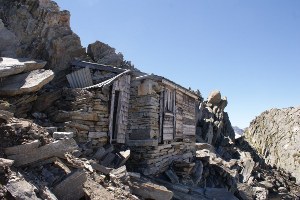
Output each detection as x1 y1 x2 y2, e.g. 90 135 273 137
66 67 93 88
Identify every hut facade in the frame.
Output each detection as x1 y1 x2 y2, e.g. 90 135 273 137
127 74 201 175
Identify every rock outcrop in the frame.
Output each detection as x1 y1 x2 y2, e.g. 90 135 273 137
0 19 18 57
245 106 300 184
87 41 124 67
196 90 235 146
0 0 85 74
87 40 137 70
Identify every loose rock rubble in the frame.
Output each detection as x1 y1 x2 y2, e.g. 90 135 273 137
0 0 299 199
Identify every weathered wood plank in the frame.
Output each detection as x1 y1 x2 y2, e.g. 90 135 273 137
159 91 164 143
71 60 125 73
108 86 115 144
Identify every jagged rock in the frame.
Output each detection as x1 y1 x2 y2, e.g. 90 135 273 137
0 57 47 78
191 160 203 185
83 179 114 200
0 20 18 57
0 69 54 96
130 177 173 200
165 169 179 184
207 90 221 105
196 91 235 146
0 158 14 167
258 181 274 190
0 0 86 75
245 106 300 184
6 179 40 200
87 41 124 66
0 109 14 121
53 170 87 200
253 187 268 200
32 89 62 112
240 152 255 183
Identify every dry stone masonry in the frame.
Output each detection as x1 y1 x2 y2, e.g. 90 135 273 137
0 0 299 199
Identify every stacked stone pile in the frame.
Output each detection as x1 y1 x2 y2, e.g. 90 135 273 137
48 88 110 147
128 142 195 176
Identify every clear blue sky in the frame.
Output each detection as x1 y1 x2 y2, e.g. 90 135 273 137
56 0 300 128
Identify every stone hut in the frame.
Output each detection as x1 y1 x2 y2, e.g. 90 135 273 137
127 74 201 175
51 61 131 146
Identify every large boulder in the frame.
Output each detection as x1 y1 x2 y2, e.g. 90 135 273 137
245 107 300 184
207 90 221 105
0 69 54 96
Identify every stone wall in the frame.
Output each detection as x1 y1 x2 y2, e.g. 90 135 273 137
49 88 109 147
128 141 195 176
127 80 160 141
127 78 197 175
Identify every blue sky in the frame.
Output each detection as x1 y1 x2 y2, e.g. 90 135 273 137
56 0 300 128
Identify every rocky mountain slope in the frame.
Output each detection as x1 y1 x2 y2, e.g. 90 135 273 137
244 106 300 184
0 0 300 200
0 0 86 76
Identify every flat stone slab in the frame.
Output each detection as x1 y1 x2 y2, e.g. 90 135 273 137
127 139 158 147
53 132 74 140
6 179 40 200
4 140 41 156
53 170 87 200
8 138 78 167
0 57 47 78
0 69 54 96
